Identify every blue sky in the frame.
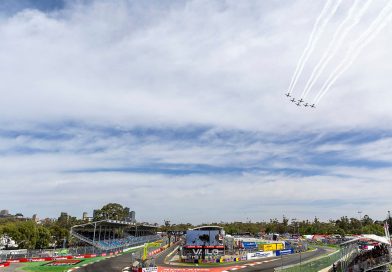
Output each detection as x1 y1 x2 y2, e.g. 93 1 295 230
0 0 392 224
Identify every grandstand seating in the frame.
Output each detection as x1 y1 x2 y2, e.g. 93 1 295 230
70 228 159 250
95 235 160 250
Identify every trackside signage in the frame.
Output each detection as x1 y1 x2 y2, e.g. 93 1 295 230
276 249 294 256
242 242 257 249
246 251 274 260
142 268 158 272
0 262 10 268
192 248 221 255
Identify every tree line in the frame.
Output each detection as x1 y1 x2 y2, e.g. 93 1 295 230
0 203 129 250
160 215 390 237
1 204 391 250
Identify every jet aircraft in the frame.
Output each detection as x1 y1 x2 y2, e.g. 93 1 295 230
304 103 309 107
285 93 291 97
290 98 296 103
296 102 301 106
298 98 304 103
310 104 316 108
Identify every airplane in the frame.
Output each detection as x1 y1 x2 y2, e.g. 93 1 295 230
290 98 296 102
298 98 304 103
296 102 301 106
310 104 316 108
304 103 309 107
285 92 291 97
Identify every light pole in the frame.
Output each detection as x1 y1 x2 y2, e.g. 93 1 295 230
292 218 297 234
358 211 362 233
300 250 302 267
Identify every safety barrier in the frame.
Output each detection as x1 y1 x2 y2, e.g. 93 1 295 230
0 262 10 268
4 251 121 264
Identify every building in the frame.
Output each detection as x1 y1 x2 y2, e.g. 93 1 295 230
123 208 136 223
0 210 10 217
82 212 88 221
130 211 136 223
93 209 99 219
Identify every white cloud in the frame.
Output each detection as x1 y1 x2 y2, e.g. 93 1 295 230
0 0 391 130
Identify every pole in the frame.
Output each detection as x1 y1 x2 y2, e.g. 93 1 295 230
358 211 362 233
281 254 283 269
93 222 97 244
300 250 302 267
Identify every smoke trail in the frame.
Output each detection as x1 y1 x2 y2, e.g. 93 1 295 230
287 0 336 94
314 2 392 104
301 0 372 99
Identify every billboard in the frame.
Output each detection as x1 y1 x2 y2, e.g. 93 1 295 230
258 243 284 251
246 251 274 260
242 242 257 249
276 249 294 256
185 230 223 248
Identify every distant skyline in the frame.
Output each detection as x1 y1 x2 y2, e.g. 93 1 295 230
0 0 392 224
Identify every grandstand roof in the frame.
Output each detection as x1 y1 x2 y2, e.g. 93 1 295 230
341 234 391 246
72 219 157 229
191 226 224 231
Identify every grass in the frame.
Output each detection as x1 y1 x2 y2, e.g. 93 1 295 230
20 247 143 272
20 256 107 272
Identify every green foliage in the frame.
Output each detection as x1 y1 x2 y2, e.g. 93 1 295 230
0 217 79 249
0 202 133 250
158 214 388 238
49 224 69 247
93 203 129 221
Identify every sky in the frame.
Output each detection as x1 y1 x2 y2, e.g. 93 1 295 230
0 0 392 224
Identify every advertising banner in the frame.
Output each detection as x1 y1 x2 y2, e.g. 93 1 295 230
276 249 294 256
142 268 158 272
246 251 274 260
242 242 257 249
258 243 284 251
0 262 10 268
158 267 244 272
260 244 276 251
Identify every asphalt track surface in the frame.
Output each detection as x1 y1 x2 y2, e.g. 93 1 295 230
78 245 329 272
238 248 329 272
77 248 144 272
156 245 329 271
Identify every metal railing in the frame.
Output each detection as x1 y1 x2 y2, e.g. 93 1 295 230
346 254 391 272
277 249 341 272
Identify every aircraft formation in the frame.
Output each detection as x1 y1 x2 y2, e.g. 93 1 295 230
285 0 392 108
285 92 315 109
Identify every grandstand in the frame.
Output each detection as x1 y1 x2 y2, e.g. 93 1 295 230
339 234 391 272
71 220 159 250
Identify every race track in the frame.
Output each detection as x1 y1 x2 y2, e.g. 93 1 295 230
77 246 330 272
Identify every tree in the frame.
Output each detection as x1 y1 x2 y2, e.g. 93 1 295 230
36 226 51 249
362 215 373 226
49 225 69 248
362 224 384 236
93 203 129 221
